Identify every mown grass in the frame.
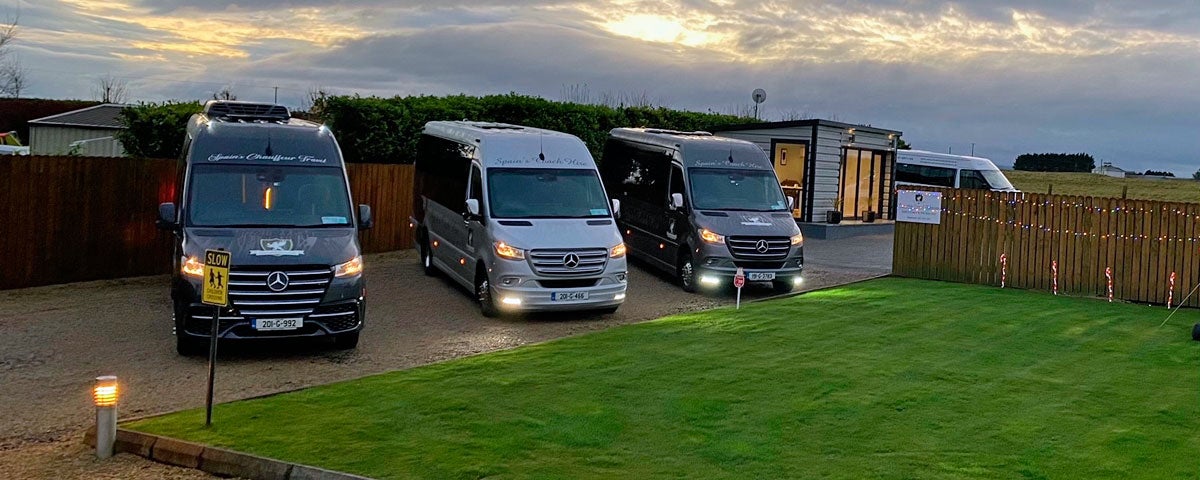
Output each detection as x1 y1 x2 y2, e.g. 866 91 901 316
129 278 1200 479
1007 170 1200 203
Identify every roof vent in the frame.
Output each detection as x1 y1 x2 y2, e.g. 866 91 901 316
203 101 290 122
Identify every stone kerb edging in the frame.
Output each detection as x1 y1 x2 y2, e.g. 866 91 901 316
85 427 373 480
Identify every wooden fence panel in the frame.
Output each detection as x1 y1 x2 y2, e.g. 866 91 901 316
1 156 415 290
893 186 1200 307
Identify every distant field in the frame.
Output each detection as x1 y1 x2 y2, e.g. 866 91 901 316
1004 170 1200 203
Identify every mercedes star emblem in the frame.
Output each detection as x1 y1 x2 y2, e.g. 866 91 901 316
563 253 581 269
755 240 770 253
266 271 290 292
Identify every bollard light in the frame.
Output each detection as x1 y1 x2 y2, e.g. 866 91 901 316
94 375 118 459
93 376 118 407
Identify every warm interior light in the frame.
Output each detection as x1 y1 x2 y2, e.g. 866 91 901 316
264 186 274 210
699 228 725 244
93 376 118 407
181 256 204 278
610 242 627 258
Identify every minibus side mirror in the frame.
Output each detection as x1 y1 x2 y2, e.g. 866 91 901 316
611 199 621 218
787 197 795 209
156 202 178 231
464 199 481 220
357 204 373 230
670 193 685 210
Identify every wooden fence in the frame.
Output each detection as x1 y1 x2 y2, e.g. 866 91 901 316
894 187 1200 307
0 156 414 290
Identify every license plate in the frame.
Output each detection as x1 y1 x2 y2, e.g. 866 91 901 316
747 272 776 281
552 292 590 302
253 318 303 331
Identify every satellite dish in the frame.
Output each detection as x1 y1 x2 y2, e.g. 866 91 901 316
752 88 766 104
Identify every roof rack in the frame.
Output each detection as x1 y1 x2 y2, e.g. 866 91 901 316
644 128 712 136
203 100 290 122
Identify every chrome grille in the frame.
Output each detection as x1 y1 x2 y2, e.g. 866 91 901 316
528 248 608 276
726 237 791 261
227 267 332 318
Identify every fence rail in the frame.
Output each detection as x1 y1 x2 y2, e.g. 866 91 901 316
0 156 414 290
893 187 1200 307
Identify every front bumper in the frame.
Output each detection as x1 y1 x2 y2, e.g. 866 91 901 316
488 255 628 312
693 243 805 286
173 273 365 340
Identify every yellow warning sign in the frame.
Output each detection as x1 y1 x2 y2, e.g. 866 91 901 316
201 249 231 307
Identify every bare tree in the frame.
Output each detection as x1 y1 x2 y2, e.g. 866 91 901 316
560 83 591 104
93 74 129 103
778 109 812 121
0 13 26 98
301 85 332 116
212 86 237 101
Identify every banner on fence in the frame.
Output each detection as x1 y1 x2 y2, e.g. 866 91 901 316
896 190 942 224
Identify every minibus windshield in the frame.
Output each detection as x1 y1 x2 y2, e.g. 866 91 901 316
187 164 353 227
488 168 611 218
688 168 789 211
979 169 1015 190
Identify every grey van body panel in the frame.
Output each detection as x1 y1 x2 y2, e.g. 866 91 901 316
602 128 804 288
171 105 365 342
413 121 628 313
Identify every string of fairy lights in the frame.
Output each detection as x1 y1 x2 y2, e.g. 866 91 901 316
897 190 1200 243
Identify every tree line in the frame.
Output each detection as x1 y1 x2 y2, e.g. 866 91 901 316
1013 153 1096 172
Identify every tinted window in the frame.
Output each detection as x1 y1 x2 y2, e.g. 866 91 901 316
688 168 788 211
488 168 610 218
669 165 686 207
469 165 483 201
415 134 472 215
896 163 955 188
959 169 990 190
187 164 352 227
601 140 671 205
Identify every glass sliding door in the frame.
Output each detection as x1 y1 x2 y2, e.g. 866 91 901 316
840 148 890 220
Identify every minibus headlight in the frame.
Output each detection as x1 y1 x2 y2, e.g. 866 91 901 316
699 228 725 245
495 241 525 260
610 242 627 258
334 255 364 277
181 256 204 278
791 232 804 246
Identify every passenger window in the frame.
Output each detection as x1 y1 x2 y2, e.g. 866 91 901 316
959 169 989 190
896 163 955 188
469 165 483 206
669 166 686 207
625 148 669 204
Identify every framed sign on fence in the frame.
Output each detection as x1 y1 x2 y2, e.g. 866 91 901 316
896 190 942 224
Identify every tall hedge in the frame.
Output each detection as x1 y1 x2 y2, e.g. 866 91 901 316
116 101 202 159
115 94 756 162
321 93 756 164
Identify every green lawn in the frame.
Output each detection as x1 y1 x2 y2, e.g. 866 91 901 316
1006 170 1200 203
128 278 1200 479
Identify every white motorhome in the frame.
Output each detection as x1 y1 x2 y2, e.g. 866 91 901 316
411 121 627 316
894 150 1018 192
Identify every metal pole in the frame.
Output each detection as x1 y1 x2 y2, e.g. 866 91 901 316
753 103 758 120
205 305 219 426
736 286 741 309
971 143 975 156
94 375 118 459
273 86 279 104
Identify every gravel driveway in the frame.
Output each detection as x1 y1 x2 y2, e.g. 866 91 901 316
0 233 892 479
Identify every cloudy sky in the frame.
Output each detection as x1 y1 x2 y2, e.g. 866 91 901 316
9 1 1200 173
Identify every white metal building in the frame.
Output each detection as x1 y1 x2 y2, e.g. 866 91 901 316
712 120 902 223
29 104 128 156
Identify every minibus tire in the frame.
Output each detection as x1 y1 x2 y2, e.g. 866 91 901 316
333 331 360 350
420 231 437 277
678 253 697 293
176 335 207 357
477 268 499 318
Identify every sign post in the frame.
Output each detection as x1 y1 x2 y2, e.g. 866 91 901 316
734 267 745 309
200 249 230 427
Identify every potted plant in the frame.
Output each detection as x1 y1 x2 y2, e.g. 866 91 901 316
826 197 843 224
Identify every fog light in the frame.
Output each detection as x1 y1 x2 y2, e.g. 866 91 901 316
793 277 803 285
705 258 719 266
93 375 118 459
614 293 626 301
501 277 520 286
502 297 522 306
616 272 627 282
699 275 720 286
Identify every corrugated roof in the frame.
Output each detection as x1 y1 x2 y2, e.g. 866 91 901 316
29 104 128 129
